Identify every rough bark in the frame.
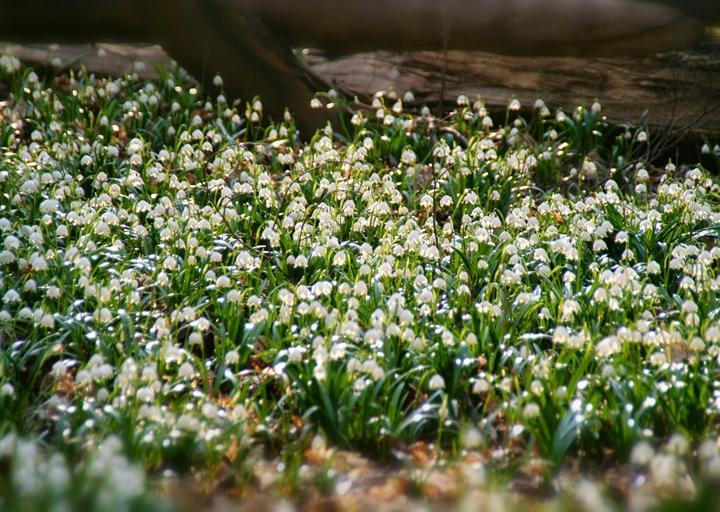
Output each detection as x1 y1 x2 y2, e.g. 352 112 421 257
305 46 720 133
0 43 168 79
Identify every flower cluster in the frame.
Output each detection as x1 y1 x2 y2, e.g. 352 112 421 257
0 433 164 512
1 60 720 508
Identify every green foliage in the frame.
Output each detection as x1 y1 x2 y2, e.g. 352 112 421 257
1 55 720 508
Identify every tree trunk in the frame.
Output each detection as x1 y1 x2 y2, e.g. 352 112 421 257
133 0 333 132
0 0 711 56
240 0 705 57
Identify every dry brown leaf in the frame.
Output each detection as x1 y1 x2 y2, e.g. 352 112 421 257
226 438 239 462
368 478 407 503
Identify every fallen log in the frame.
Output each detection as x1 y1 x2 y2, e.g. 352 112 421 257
306 45 720 135
0 44 168 80
5 42 720 135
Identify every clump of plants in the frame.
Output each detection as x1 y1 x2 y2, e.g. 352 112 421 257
2 54 720 510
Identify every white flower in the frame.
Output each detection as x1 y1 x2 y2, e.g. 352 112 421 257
177 362 195 379
0 383 14 397
2 289 20 304
463 428 483 449
4 235 20 251
225 350 240 365
417 288 435 304
0 250 13 264
523 403 540 418
429 374 445 391
596 336 620 357
31 256 48 271
163 256 178 270
313 364 327 382
39 313 55 329
332 251 346 266
39 199 60 214
51 360 73 379
561 300 580 322
157 272 169 286
95 221 110 236
95 308 113 323
401 148 417 166
647 260 661 274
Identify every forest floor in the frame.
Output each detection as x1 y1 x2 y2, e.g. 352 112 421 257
1 55 720 511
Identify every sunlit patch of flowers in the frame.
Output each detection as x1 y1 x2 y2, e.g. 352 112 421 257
2 58 720 509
